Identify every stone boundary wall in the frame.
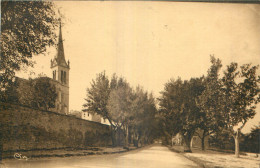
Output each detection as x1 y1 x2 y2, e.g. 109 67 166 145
0 102 111 151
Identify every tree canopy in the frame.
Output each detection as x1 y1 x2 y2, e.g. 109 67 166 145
1 1 59 91
158 77 205 152
221 63 259 157
198 58 259 157
159 56 259 156
83 71 112 124
196 56 225 149
2 77 57 111
83 72 159 147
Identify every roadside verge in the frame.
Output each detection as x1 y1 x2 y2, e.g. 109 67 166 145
168 145 260 168
2 146 139 160
167 146 206 168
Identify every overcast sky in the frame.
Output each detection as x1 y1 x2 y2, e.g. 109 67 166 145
18 2 260 133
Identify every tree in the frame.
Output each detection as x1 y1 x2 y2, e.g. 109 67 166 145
107 81 133 147
83 71 110 120
197 56 259 156
196 56 224 150
158 78 183 145
0 76 57 110
125 87 158 147
84 72 159 147
83 72 119 146
159 77 204 152
132 91 158 146
221 63 259 157
32 77 57 111
16 77 57 111
1 1 59 92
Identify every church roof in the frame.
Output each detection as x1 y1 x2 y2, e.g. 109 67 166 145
51 23 69 69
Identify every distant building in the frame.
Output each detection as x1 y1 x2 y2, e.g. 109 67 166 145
50 24 70 115
172 133 183 145
81 111 110 125
101 118 110 125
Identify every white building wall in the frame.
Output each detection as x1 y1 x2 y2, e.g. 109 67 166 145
82 111 92 120
81 112 110 126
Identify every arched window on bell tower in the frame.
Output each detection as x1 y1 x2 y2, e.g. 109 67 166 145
60 70 67 84
53 70 56 80
61 70 63 83
64 71 66 84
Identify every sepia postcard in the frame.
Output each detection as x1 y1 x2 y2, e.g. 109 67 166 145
0 1 259 168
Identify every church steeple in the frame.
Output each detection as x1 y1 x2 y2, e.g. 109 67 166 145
50 21 70 115
51 23 70 69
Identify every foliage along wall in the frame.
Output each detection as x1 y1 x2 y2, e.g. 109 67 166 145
0 102 111 151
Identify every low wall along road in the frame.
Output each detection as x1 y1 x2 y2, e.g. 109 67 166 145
0 102 111 151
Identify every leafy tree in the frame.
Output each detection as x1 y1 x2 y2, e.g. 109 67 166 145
128 87 146 146
159 77 204 152
221 63 259 157
0 77 20 103
83 72 120 146
107 81 133 146
107 78 158 147
16 78 34 105
197 56 259 156
0 76 57 111
84 72 159 147
158 99 177 146
17 77 57 111
158 78 183 145
83 71 110 121
132 91 158 146
1 1 59 92
196 56 224 150
32 77 57 110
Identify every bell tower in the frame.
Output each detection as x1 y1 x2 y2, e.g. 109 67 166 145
50 23 70 114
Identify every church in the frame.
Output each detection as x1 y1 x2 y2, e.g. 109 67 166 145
49 24 70 115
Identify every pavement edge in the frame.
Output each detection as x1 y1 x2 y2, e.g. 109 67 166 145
167 146 207 168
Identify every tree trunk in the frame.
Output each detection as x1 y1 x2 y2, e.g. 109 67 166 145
117 129 121 146
184 137 192 152
125 125 129 147
133 131 138 147
0 131 3 162
129 131 133 145
234 130 240 158
43 103 48 111
171 134 174 146
201 130 206 151
201 136 205 151
108 119 116 147
182 132 193 153
111 127 116 147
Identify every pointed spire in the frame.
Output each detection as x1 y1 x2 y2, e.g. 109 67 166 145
52 21 69 68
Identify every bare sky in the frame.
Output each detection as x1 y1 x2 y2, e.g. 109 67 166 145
17 2 260 133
